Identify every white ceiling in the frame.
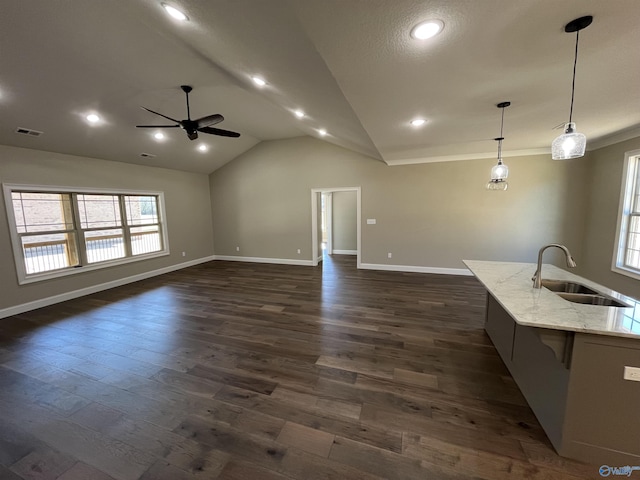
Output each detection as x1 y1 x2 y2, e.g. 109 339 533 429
1 0 639 174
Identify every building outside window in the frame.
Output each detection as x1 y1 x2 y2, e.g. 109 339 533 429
3 185 168 284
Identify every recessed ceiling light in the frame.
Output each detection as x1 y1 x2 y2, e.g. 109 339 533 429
411 20 444 40
294 110 305 118
197 144 208 152
86 114 101 124
318 129 327 136
252 76 267 87
162 3 188 21
153 132 165 140
410 118 426 127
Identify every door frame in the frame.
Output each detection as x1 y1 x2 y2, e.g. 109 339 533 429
324 192 333 255
311 187 361 268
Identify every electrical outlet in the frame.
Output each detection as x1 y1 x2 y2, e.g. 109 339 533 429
623 366 640 382
297 249 301 254
181 251 186 257
236 246 240 252
387 252 392 259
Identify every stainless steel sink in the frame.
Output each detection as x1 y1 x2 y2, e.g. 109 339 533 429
541 279 599 295
541 279 631 307
555 292 630 308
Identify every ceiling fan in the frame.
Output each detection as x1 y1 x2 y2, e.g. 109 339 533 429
136 85 240 140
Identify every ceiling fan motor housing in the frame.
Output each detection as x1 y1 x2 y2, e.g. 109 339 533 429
136 85 241 140
181 120 199 140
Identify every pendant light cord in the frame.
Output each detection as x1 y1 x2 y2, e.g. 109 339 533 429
497 105 505 164
568 29 580 124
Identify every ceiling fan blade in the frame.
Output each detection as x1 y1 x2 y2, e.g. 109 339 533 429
136 124 180 128
195 114 224 128
140 106 180 124
199 126 241 138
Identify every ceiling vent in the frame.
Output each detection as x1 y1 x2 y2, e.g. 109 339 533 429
16 127 43 137
139 152 156 158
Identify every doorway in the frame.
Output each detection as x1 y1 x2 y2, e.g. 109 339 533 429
311 187 361 268
321 192 331 255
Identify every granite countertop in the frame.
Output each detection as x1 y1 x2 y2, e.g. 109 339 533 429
463 260 640 339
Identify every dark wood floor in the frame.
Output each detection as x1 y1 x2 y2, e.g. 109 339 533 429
0 255 599 479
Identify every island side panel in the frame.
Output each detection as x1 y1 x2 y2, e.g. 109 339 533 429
485 294 516 367
562 333 640 465
485 293 571 451
509 322 571 451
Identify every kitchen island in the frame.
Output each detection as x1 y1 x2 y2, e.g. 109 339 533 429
464 260 640 465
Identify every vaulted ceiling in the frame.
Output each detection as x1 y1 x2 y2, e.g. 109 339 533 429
1 0 639 174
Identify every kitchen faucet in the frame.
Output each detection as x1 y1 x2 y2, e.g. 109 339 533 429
532 244 577 288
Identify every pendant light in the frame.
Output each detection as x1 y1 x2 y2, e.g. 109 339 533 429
486 101 510 191
551 15 593 160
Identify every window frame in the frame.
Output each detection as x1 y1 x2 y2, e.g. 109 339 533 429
612 149 640 281
3 184 170 285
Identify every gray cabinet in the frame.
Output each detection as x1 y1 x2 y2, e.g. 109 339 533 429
485 293 640 465
563 335 640 464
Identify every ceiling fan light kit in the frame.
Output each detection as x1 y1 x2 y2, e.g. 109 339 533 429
136 85 240 142
552 15 592 160
486 101 510 191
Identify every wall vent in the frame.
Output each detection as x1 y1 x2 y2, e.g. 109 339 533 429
139 152 156 158
16 127 43 137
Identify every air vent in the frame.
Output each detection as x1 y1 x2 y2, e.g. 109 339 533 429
139 152 156 158
16 127 43 137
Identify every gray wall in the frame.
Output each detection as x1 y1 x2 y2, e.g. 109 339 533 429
6 132 636 314
580 137 640 298
332 191 357 252
209 136 589 269
0 145 214 311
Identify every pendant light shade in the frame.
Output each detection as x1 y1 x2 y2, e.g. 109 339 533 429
486 101 510 191
552 16 592 160
551 122 586 159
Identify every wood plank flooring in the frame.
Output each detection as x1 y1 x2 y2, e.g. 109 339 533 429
0 255 600 479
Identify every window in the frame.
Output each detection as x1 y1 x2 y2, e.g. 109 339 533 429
613 150 640 279
4 185 168 284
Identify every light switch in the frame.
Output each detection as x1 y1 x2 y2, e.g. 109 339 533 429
367 219 376 224
623 366 640 382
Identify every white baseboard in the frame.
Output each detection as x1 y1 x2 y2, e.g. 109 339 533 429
213 255 315 267
215 256 469 276
359 262 472 276
332 250 357 255
0 256 216 320
2 256 472 320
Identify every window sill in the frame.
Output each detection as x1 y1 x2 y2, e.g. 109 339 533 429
17 250 170 285
612 265 640 282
